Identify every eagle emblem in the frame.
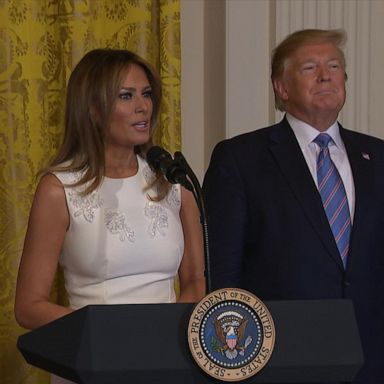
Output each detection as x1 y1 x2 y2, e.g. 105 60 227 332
213 311 253 360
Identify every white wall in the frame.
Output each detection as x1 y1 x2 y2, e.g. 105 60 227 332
226 0 273 138
181 0 384 182
180 0 206 182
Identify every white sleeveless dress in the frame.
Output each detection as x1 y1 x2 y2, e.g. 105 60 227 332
51 156 184 384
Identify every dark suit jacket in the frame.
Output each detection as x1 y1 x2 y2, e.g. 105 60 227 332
203 117 384 384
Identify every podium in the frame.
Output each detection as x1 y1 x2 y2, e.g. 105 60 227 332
18 299 363 383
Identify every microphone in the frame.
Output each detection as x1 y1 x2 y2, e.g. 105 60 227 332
148 146 212 293
147 146 193 191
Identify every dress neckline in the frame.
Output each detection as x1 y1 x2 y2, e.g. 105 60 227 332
104 155 143 180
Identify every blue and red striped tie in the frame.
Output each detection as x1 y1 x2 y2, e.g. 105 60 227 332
314 133 351 268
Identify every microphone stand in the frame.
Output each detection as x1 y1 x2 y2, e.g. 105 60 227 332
174 152 212 294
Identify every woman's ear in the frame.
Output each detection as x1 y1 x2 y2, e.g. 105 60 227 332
89 104 100 126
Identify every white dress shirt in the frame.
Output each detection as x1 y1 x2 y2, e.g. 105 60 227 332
286 113 355 221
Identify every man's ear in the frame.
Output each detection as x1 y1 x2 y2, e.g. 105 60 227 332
272 78 289 102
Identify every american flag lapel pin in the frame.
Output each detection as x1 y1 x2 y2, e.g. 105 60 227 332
361 152 370 160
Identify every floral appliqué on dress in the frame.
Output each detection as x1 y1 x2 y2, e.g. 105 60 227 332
166 185 181 207
69 190 103 223
104 209 135 242
145 201 168 238
142 162 181 238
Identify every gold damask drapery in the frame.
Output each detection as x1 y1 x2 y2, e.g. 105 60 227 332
0 1 181 383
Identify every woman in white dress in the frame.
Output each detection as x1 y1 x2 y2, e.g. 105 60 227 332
14 49 206 384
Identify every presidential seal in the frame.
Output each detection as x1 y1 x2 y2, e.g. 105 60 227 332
187 288 275 381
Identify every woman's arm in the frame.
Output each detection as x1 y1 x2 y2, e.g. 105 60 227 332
15 174 73 330
177 186 206 303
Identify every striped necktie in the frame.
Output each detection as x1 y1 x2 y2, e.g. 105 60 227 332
314 133 351 268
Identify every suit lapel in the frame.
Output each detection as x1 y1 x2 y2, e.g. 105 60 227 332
340 128 373 264
269 118 344 268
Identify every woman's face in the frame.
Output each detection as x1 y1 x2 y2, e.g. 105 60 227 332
107 64 153 150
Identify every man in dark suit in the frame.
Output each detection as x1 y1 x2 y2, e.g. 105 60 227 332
203 29 384 383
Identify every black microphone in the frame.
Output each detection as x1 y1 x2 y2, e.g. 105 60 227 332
147 146 193 191
148 146 212 293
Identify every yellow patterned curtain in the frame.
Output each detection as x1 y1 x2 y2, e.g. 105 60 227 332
0 1 180 383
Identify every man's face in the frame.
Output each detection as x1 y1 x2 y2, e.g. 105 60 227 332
273 42 346 130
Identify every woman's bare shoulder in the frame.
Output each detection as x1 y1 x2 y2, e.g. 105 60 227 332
32 173 67 210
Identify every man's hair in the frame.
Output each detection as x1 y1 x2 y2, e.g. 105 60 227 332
271 29 347 111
